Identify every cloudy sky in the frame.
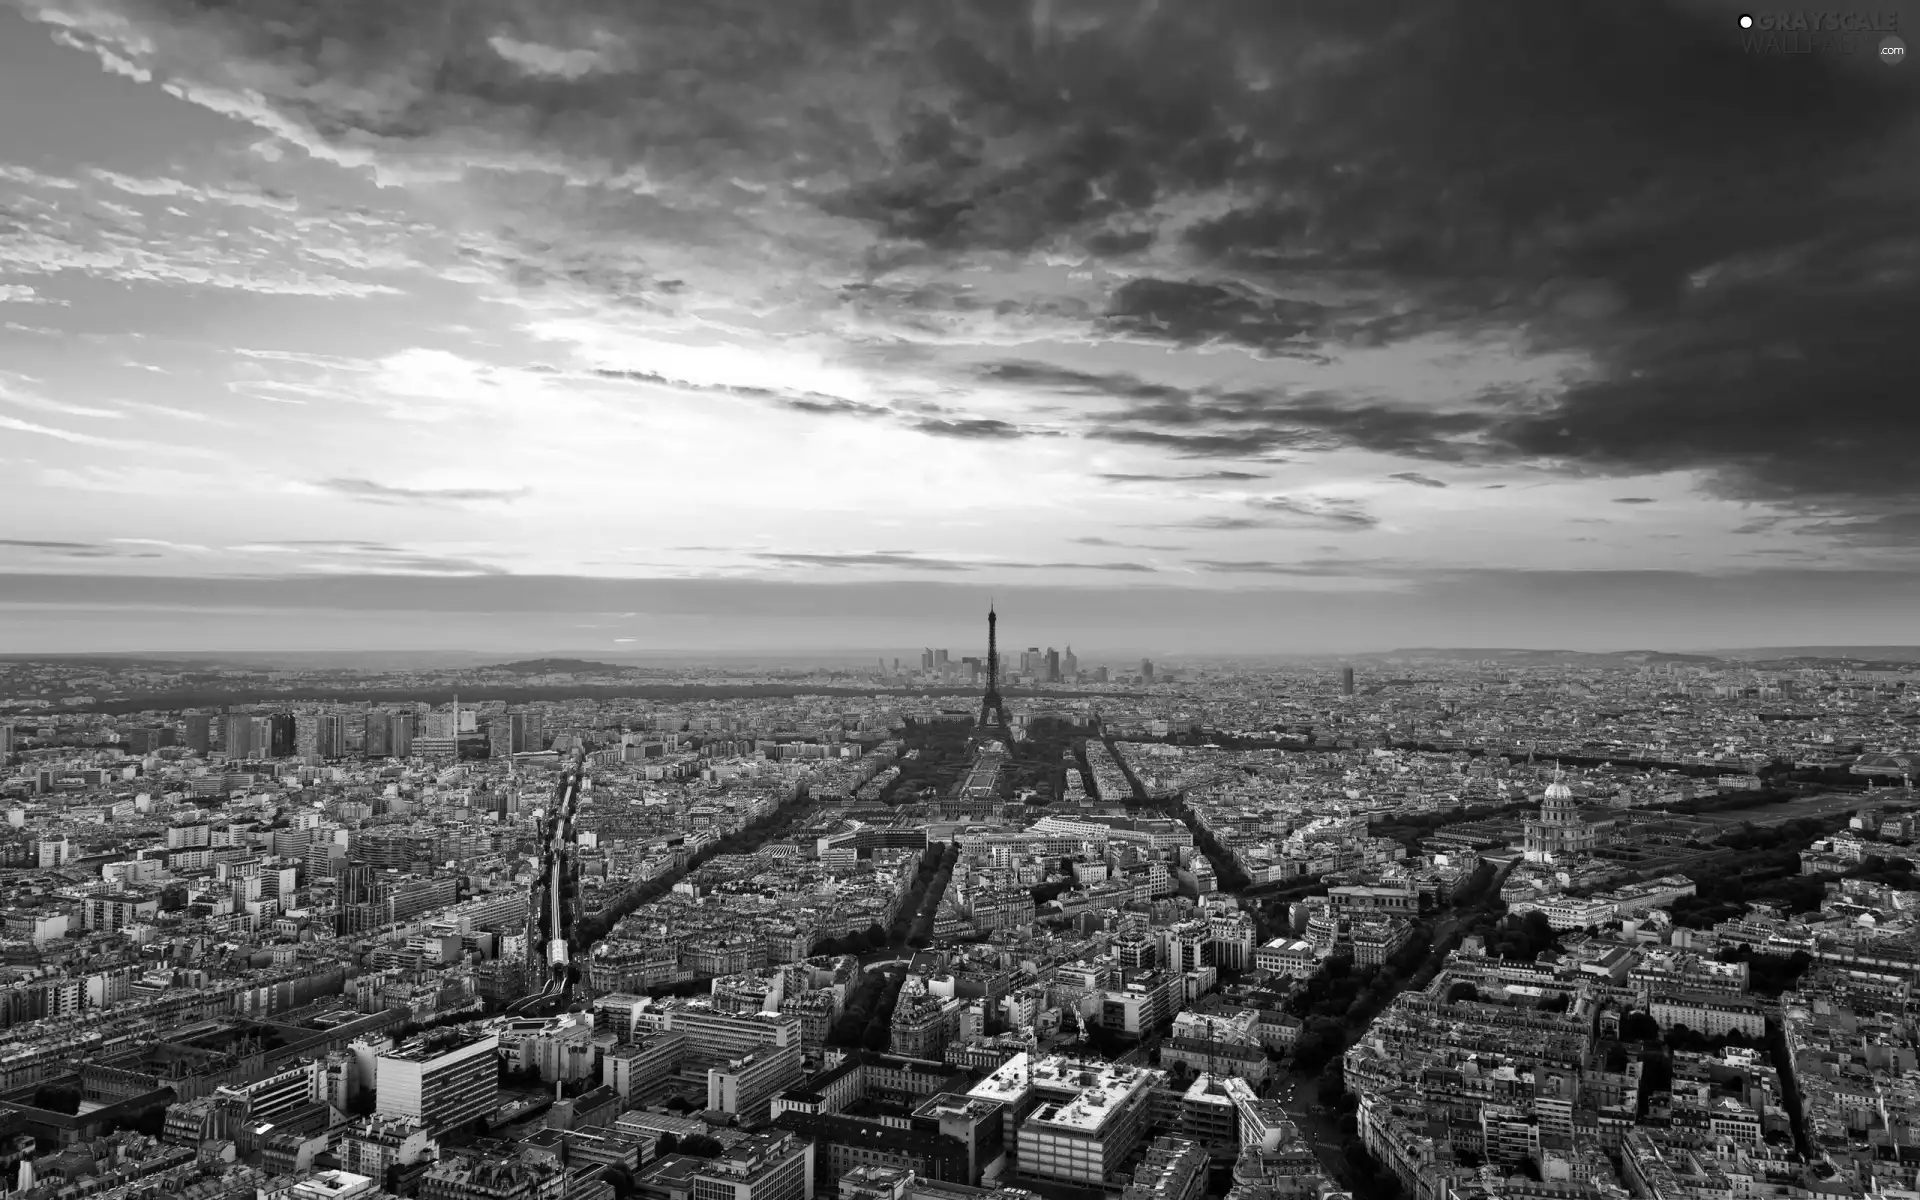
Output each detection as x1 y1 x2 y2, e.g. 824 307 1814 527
2 0 1917 655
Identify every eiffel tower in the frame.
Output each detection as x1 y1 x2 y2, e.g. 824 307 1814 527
977 602 1011 736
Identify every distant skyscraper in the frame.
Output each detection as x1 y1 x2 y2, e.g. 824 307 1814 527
222 714 253 758
391 712 415 757
1094 666 1110 684
295 713 321 759
183 714 210 754
268 713 297 758
1341 666 1356 696
935 648 949 669
490 712 525 758
1063 646 1078 679
0 723 12 761
318 713 348 759
1046 648 1061 683
1141 659 1155 682
365 712 392 758
1024 646 1041 675
921 648 934 672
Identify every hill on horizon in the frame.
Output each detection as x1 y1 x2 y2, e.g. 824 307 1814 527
1365 648 1726 666
1714 646 1920 663
478 658 633 676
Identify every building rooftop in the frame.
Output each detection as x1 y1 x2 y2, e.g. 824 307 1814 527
382 1029 496 1063
967 1052 1159 1135
288 1170 375 1200
912 1092 1001 1123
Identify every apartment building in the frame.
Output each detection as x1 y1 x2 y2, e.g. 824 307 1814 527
1648 992 1766 1039
709 1043 804 1123
375 1031 500 1134
687 1131 813 1200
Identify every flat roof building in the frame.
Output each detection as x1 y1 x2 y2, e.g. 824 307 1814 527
377 1031 500 1134
966 1053 1165 1187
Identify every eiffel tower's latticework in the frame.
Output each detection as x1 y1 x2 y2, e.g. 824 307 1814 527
977 604 1011 734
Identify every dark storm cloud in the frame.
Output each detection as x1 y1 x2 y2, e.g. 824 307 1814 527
1251 2 1919 514
1098 279 1340 359
317 479 530 505
593 368 1052 439
38 0 1920 523
1088 404 1503 461
979 360 1498 461
909 417 1043 440
975 361 1190 404
940 4 1920 512
1613 497 1657 505
1796 512 1920 548
1389 473 1448 489
1091 429 1303 459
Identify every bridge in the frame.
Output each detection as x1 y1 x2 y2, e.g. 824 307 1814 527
507 745 587 1016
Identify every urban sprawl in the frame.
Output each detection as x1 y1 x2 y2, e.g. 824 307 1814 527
2 627 1919 1200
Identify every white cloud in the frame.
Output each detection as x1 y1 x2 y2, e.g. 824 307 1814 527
0 414 140 448
0 158 417 298
0 388 124 420
118 401 224 424
488 35 615 80
37 466 217 495
0 284 66 305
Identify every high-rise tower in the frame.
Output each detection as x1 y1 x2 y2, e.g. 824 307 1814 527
978 604 1011 732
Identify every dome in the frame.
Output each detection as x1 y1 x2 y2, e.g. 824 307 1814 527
1544 781 1574 801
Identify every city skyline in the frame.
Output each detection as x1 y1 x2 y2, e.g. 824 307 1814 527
2 1 1916 652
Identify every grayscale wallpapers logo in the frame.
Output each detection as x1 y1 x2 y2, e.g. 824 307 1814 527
1736 11 1906 62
